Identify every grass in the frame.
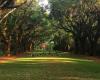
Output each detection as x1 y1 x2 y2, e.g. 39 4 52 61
0 56 100 80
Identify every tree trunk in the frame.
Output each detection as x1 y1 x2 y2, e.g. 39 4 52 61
6 36 11 56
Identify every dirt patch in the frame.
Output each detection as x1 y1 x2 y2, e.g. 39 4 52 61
0 56 16 63
85 56 100 63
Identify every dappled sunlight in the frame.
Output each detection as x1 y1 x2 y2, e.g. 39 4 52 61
16 57 93 62
12 57 93 64
16 59 74 63
15 57 75 63
0 57 93 64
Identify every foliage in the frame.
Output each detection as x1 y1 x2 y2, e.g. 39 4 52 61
0 0 42 54
50 0 100 55
0 0 100 56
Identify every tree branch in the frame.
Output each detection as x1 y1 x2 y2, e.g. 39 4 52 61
0 8 16 23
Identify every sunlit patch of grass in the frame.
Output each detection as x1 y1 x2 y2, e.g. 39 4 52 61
14 57 93 64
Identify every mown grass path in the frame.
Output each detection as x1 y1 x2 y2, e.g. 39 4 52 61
0 57 100 80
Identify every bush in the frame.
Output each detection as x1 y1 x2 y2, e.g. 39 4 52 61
0 51 4 56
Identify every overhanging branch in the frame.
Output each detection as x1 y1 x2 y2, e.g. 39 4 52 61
0 8 16 23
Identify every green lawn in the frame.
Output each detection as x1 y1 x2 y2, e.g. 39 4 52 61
0 57 100 80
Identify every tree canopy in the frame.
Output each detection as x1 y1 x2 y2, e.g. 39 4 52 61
0 0 100 56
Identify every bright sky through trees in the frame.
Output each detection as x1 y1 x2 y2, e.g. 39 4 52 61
38 0 50 14
38 0 48 6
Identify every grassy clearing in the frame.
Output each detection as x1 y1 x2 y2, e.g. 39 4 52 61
0 57 100 80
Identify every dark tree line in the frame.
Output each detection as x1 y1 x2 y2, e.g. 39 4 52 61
1 0 100 56
50 0 100 56
0 0 46 55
